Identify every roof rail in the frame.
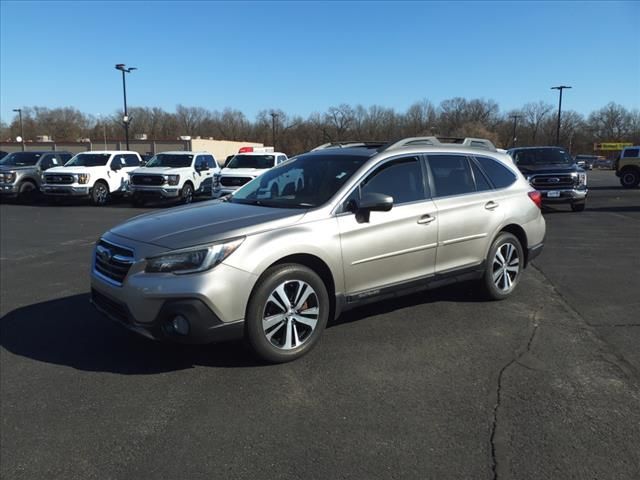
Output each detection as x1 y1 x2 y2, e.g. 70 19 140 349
310 141 387 151
381 136 497 152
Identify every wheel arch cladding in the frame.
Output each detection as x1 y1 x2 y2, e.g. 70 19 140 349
500 224 529 266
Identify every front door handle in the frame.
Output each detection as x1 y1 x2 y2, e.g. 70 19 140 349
485 201 499 211
417 214 436 225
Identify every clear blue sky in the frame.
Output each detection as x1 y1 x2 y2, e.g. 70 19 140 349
1 0 639 123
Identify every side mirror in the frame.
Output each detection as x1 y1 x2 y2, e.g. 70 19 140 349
111 162 123 171
197 164 209 172
354 192 393 223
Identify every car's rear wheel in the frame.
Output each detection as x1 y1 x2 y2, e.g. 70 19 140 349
91 181 109 206
246 264 329 363
481 232 524 300
620 169 640 189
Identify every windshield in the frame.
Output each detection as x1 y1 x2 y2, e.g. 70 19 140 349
145 154 193 168
0 152 43 166
226 154 275 169
230 154 366 209
65 153 110 167
512 148 573 166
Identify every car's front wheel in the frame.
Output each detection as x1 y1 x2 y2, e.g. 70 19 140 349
181 182 194 204
481 232 524 300
91 181 109 206
246 264 329 363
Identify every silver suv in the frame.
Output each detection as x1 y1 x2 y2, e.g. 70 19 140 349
91 137 546 363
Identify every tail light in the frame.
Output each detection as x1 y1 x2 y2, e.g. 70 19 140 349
528 190 542 209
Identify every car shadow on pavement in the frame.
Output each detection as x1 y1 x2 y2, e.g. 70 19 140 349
0 293 261 373
1 283 487 374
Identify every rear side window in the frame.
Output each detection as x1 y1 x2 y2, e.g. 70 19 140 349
469 160 492 192
475 156 517 189
623 148 639 158
428 155 476 197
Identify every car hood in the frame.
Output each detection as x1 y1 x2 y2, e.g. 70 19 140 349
220 168 268 177
517 164 582 175
109 201 306 249
131 167 191 175
0 165 35 172
46 166 103 174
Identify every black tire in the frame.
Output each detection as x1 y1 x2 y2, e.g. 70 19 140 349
91 181 109 206
619 169 640 189
571 202 586 212
181 182 194 204
481 232 524 301
17 181 38 204
246 264 329 363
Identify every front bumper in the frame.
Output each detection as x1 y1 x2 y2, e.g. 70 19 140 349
538 188 587 204
91 288 244 344
0 183 19 196
41 185 90 197
130 185 180 198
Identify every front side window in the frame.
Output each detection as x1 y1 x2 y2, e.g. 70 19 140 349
65 153 110 167
226 154 275 169
0 152 42 166
145 154 193 168
231 154 367 208
475 156 517 189
123 154 141 167
428 155 476 197
205 155 218 169
358 156 425 205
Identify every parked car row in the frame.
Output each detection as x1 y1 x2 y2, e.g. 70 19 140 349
0 148 287 206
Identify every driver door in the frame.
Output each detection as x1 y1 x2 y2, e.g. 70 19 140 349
337 156 438 296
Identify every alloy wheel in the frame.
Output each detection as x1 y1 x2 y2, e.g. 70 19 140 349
262 280 319 350
492 242 520 292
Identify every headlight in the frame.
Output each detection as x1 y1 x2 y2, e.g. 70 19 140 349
2 172 16 183
572 172 587 187
145 238 244 274
76 173 90 184
165 174 180 186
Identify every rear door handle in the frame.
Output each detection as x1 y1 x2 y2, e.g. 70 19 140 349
485 201 499 210
417 214 436 225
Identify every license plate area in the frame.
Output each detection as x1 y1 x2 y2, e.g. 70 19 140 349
547 191 560 198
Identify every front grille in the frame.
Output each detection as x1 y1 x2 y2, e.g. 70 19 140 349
94 239 134 285
131 174 165 186
220 176 252 187
91 289 130 324
45 174 74 185
530 174 575 189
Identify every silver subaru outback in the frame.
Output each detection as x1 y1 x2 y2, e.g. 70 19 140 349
91 137 545 363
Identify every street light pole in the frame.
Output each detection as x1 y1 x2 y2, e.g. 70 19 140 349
115 64 137 150
509 114 521 148
551 85 571 146
12 108 24 151
270 112 279 151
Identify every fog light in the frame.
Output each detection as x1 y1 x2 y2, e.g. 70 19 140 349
171 315 190 335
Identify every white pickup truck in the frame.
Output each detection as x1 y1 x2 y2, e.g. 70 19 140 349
212 151 289 198
128 151 220 205
42 151 142 206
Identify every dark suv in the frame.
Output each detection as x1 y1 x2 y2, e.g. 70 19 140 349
507 147 587 212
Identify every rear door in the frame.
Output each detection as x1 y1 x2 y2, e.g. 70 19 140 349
337 155 438 296
427 154 504 273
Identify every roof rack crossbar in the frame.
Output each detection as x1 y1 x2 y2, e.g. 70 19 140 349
380 136 497 152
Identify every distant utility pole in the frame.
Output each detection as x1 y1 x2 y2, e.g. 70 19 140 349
270 112 279 151
115 64 137 150
551 85 571 146
510 114 521 148
12 108 25 151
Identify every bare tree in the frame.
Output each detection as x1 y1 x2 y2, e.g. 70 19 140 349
522 101 554 144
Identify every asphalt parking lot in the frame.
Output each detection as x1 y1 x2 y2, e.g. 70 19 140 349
1 170 639 480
